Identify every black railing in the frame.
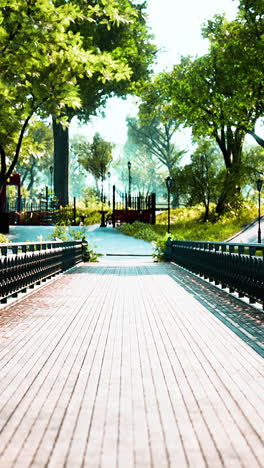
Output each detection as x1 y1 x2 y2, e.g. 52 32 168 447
7 194 76 226
165 239 264 307
0 240 84 303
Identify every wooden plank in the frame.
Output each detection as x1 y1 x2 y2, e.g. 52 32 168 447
0 260 263 467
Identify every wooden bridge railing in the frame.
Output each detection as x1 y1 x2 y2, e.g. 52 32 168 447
0 240 85 303
165 239 264 307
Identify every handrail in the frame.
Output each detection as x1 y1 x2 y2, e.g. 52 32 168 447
165 239 264 307
0 240 82 255
0 240 85 303
169 240 264 256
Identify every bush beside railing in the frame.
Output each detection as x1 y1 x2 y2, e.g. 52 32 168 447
0 240 85 303
165 239 264 307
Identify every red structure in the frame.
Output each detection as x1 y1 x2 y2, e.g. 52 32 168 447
0 173 21 234
111 186 156 228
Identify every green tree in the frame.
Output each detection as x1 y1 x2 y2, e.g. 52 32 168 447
126 117 185 177
114 148 165 197
203 5 264 149
144 56 248 214
77 133 113 201
175 140 224 220
0 0 138 210
240 145 264 195
0 0 86 193
139 3 264 214
52 0 157 206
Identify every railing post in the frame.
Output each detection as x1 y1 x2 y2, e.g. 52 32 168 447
151 193 156 225
45 186 48 211
164 237 172 261
81 237 89 262
112 185 116 228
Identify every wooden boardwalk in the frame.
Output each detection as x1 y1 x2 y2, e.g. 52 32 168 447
0 258 263 468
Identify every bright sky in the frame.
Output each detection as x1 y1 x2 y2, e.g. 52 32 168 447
70 0 239 145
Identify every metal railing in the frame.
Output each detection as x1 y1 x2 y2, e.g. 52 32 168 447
112 186 156 226
0 240 85 303
165 239 264 307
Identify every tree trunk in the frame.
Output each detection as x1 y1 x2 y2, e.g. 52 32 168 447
215 127 244 215
215 163 241 216
27 166 35 193
203 199 210 221
52 118 69 206
0 175 9 234
171 192 179 208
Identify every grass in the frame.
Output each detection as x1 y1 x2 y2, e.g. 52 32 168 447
0 233 8 243
116 203 259 243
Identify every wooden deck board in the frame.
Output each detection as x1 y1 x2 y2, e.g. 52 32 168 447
0 260 263 468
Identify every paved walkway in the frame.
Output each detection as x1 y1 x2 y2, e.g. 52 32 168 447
0 257 263 468
7 225 154 257
227 215 264 243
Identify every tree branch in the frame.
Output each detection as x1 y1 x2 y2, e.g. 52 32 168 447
245 129 264 149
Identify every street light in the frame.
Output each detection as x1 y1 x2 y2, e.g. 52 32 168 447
128 161 132 208
256 178 263 243
107 171 111 207
49 166 53 192
100 164 105 204
166 176 172 234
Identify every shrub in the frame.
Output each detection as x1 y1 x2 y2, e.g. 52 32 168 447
116 201 260 260
47 225 101 262
77 208 102 226
117 221 160 242
0 233 8 243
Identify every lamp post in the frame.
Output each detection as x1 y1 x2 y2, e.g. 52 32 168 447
128 161 132 208
49 166 53 192
100 164 105 205
256 178 263 243
166 176 172 234
107 171 111 207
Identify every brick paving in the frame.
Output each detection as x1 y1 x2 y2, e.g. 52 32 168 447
0 258 263 468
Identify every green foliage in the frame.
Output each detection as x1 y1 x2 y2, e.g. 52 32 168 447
173 139 224 219
76 208 102 226
15 119 53 197
115 145 165 197
47 225 101 261
155 203 259 241
0 0 86 182
54 206 102 226
138 4 264 214
0 0 156 203
77 133 113 184
0 233 8 243
52 0 156 206
240 145 264 192
55 207 76 226
117 221 160 242
126 116 185 176
48 225 71 242
117 203 259 256
152 237 169 262
81 186 101 209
